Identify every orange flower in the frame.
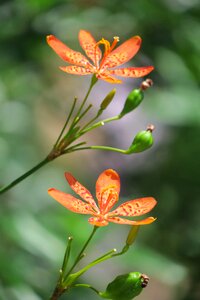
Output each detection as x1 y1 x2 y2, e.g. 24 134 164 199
47 30 154 84
48 169 157 227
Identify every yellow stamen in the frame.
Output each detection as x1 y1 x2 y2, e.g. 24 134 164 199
96 38 111 56
110 36 119 52
95 36 120 69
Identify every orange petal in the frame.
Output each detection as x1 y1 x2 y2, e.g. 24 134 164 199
101 36 142 69
47 35 92 67
79 30 102 66
59 65 93 75
110 66 154 77
96 169 120 214
48 188 95 214
65 172 99 212
107 216 156 225
109 197 157 217
88 217 109 227
98 72 122 84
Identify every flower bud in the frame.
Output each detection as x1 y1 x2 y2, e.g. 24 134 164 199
100 272 149 300
120 89 144 117
127 125 154 154
100 89 116 111
126 225 140 246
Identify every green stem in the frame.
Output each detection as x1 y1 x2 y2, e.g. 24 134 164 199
68 145 128 154
65 114 121 150
64 226 98 280
0 79 97 195
0 157 50 194
73 244 130 280
81 109 102 132
65 249 117 286
72 244 129 280
54 97 77 148
73 283 100 295
50 227 98 299
0 112 123 196
80 114 121 135
64 142 87 153
54 242 130 298
68 76 97 131
112 244 130 257
64 249 116 287
60 237 73 278
75 104 93 124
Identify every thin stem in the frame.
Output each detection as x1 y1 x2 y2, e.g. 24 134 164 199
73 283 100 295
0 112 122 195
67 249 117 282
89 249 117 264
112 244 130 257
75 104 93 124
77 245 129 276
81 110 102 132
0 79 97 196
64 226 98 280
88 145 127 154
78 244 129 276
60 114 123 155
60 114 124 155
68 76 97 131
63 142 87 154
68 145 127 154
61 237 73 277
54 97 77 148
0 157 50 194
54 98 77 148
49 237 73 300
79 114 121 137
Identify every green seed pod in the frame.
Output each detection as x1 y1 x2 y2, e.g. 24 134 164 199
120 89 144 117
127 125 154 154
100 272 148 300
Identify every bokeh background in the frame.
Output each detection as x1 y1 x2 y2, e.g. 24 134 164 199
0 0 200 299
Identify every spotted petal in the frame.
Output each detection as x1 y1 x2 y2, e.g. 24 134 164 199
65 172 99 212
96 169 120 214
60 66 93 75
109 197 157 217
107 216 156 225
98 71 122 84
88 216 109 227
48 188 95 214
110 66 154 78
79 30 102 65
101 36 142 69
47 35 92 67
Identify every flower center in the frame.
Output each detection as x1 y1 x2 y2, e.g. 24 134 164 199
95 36 119 69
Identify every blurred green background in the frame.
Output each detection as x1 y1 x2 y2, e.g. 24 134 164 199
0 0 200 299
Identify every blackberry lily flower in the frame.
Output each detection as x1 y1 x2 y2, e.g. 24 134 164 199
47 30 154 84
48 169 157 227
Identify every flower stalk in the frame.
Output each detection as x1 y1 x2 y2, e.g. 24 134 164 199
49 226 142 299
0 78 153 195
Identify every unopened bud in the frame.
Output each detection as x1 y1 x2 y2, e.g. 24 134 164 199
126 225 140 246
100 272 149 300
100 89 116 111
127 125 154 154
120 89 144 117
